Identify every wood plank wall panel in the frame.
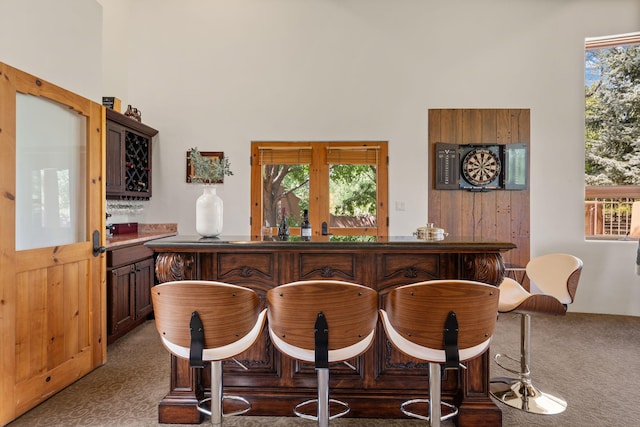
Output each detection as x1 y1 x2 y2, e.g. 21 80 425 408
428 109 530 267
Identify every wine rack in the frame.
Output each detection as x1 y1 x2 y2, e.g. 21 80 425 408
124 131 150 193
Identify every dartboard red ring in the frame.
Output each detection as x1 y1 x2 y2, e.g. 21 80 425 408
461 147 501 186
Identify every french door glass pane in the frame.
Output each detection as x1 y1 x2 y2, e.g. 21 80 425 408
262 164 309 227
329 164 377 228
15 93 87 251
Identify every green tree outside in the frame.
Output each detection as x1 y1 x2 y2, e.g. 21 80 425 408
585 45 640 185
262 163 377 227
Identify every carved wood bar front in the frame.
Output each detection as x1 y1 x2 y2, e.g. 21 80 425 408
146 235 515 427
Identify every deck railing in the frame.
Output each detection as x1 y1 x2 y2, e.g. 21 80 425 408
585 186 640 238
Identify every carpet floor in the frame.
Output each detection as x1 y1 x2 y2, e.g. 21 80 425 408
7 312 640 426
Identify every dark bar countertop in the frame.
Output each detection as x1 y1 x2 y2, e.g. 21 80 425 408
145 234 516 251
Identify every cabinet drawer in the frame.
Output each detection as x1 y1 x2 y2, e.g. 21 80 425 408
216 252 278 286
108 244 154 268
297 252 359 281
376 253 441 288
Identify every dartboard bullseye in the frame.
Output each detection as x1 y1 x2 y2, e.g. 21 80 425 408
461 147 501 187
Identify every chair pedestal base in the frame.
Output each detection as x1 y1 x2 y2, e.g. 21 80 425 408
490 313 568 415
400 398 458 425
293 368 350 427
293 398 350 423
196 396 252 423
197 361 251 426
490 378 567 415
400 363 459 427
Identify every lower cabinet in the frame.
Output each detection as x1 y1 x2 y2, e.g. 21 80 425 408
107 243 154 344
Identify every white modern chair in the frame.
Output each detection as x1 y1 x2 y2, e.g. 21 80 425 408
379 280 500 427
266 280 378 427
151 280 267 427
490 253 583 415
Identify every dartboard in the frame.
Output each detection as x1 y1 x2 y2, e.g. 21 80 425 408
461 147 501 187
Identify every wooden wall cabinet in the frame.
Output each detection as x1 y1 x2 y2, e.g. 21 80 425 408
106 108 158 200
107 243 154 344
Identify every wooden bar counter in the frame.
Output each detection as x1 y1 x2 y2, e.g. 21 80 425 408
146 235 515 426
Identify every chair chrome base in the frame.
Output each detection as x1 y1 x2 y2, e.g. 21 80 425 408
398 363 458 427
293 398 350 422
400 398 458 423
490 377 567 415
196 395 251 421
490 314 567 415
199 361 252 426
292 368 350 426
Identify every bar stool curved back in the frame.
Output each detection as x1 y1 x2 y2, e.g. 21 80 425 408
379 280 500 427
266 280 379 427
151 280 267 427
491 253 583 415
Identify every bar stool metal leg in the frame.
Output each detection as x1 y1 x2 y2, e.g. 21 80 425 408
429 363 442 427
399 363 458 426
293 367 350 426
197 360 252 426
211 361 223 427
317 368 329 427
491 314 567 415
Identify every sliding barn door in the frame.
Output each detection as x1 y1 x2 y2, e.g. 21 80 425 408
0 63 106 425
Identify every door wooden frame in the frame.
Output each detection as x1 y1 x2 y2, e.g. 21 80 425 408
250 141 389 238
0 62 106 425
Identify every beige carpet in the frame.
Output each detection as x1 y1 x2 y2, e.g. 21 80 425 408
7 312 640 426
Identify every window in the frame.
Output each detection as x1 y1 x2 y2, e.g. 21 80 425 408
584 32 640 238
250 141 388 238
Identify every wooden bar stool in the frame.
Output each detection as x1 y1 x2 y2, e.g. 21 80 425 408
379 280 500 427
491 253 583 414
266 280 378 427
151 280 267 427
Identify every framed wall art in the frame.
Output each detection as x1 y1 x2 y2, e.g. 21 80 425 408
186 150 225 183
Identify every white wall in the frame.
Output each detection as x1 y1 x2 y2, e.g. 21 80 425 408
7 0 639 316
98 0 129 107
0 0 102 101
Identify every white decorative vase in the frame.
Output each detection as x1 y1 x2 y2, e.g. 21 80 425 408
196 186 223 237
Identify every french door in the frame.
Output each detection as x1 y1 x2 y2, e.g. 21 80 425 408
250 141 389 238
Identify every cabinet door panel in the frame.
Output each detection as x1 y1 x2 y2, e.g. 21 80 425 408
108 265 134 336
134 258 154 319
106 122 124 195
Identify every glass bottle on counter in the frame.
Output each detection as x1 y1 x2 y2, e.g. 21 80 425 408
278 207 290 241
301 209 312 241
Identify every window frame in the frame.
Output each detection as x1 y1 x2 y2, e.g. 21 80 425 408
250 141 389 238
584 32 640 239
